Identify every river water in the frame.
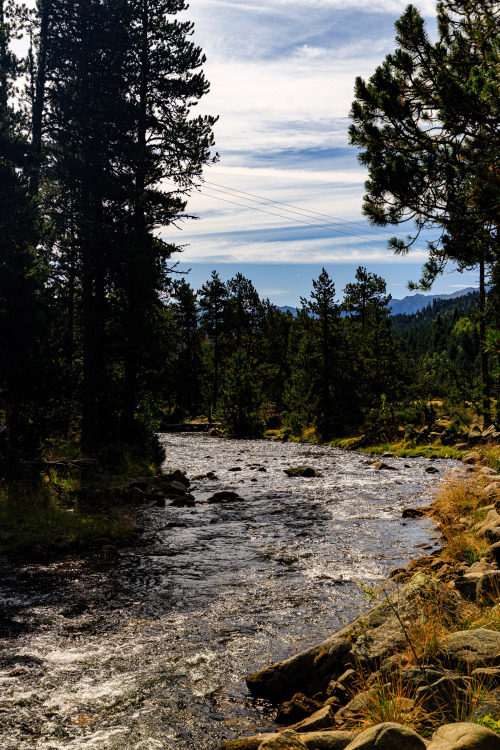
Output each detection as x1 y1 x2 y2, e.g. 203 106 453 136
0 435 452 750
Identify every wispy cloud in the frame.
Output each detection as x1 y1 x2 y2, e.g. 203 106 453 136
170 0 441 269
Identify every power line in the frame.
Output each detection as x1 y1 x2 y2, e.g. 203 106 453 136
201 178 400 239
197 189 412 245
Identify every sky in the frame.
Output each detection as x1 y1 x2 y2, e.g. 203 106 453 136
162 0 480 304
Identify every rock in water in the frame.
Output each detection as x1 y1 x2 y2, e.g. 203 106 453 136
246 575 465 703
369 462 397 471
276 693 323 724
284 466 321 478
206 491 244 503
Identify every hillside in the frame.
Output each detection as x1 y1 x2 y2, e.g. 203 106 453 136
391 290 480 335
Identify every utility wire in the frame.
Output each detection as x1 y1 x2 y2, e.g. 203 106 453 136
201 179 402 239
198 179 432 251
197 188 413 245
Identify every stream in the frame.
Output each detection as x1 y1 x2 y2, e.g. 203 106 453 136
0 435 454 750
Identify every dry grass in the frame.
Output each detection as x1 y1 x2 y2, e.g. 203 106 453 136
344 672 429 731
430 474 490 564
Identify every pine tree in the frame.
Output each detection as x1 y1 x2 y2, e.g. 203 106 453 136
349 0 500 424
0 0 47 472
198 271 228 414
298 269 343 437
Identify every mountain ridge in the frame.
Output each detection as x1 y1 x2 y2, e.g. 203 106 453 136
277 286 479 317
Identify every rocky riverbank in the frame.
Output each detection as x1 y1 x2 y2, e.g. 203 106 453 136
216 450 500 750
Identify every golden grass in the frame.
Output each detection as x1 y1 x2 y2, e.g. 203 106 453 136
430 474 490 564
345 673 429 731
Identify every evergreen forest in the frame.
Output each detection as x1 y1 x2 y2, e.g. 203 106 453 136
1 0 500 476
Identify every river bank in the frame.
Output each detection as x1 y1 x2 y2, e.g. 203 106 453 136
216 450 500 750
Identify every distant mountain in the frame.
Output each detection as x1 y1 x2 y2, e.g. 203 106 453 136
277 287 479 318
387 287 478 316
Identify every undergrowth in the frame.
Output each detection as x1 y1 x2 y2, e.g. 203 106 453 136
0 474 134 555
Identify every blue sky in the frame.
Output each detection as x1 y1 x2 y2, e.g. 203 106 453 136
161 0 480 305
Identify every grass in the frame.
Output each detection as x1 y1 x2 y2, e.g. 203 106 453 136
344 673 428 731
0 473 135 556
429 474 490 565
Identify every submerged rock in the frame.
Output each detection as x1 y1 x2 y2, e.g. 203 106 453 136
206 491 244 503
284 466 321 478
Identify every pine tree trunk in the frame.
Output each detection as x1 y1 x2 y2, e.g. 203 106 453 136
29 0 49 199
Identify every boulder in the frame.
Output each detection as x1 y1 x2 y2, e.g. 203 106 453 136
484 484 500 500
247 638 353 703
415 674 471 709
487 540 500 562
334 690 384 724
247 575 465 702
486 527 500 544
284 467 321 478
284 705 337 733
171 493 195 507
426 466 440 474
426 722 500 750
326 669 359 700
344 722 426 750
299 731 359 749
480 467 498 477
476 571 500 603
402 508 425 518
217 731 358 750
471 686 500 722
463 452 482 465
369 462 397 471
454 443 469 451
437 629 500 669
453 576 478 601
276 693 324 724
475 510 500 538
161 480 188 495
467 560 497 576
260 730 308 749
217 737 272 750
170 469 190 486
